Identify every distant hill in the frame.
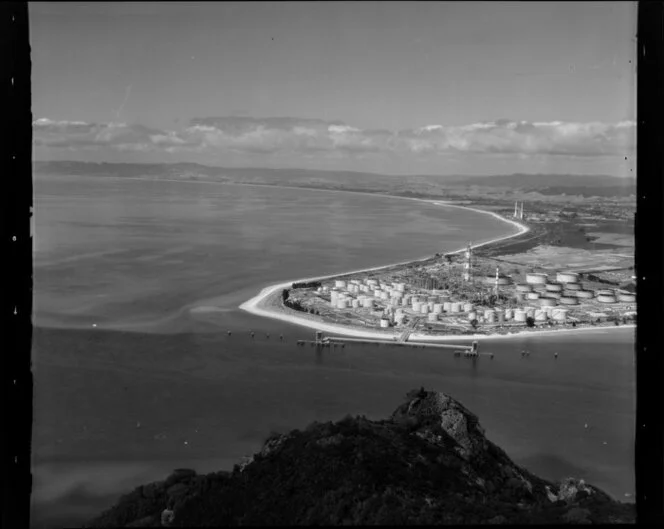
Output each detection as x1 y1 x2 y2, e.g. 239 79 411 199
84 389 634 527
34 161 636 198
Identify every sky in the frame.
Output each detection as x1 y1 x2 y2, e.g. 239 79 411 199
30 2 637 176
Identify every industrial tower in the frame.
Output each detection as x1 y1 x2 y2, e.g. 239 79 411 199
463 242 473 283
513 201 524 220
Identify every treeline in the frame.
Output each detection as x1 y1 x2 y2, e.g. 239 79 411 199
282 289 320 315
292 281 322 289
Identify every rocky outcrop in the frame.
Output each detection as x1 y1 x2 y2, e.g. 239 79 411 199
85 390 635 527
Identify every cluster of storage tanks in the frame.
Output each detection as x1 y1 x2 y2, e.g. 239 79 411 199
515 271 636 306
314 269 635 329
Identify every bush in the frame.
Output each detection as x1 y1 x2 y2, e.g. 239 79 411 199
525 317 535 328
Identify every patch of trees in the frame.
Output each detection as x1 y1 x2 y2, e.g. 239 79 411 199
292 281 322 289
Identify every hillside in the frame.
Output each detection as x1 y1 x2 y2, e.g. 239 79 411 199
84 389 635 527
34 161 636 200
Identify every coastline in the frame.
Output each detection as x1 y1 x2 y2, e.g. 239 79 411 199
238 198 635 341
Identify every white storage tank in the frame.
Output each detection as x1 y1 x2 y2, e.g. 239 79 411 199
525 307 536 318
617 293 636 303
564 283 582 291
463 303 474 313
553 309 568 322
557 272 579 284
450 302 461 313
559 296 579 305
597 294 617 304
427 312 439 322
395 313 406 325
336 299 348 309
485 310 496 323
526 273 548 285
363 298 375 309
516 284 533 293
380 318 390 328
443 301 452 312
367 279 378 286
514 310 527 322
497 310 505 323
412 301 422 312
504 308 514 320
351 299 360 308
468 311 477 321
433 303 443 314
526 292 541 300
335 280 346 288
575 290 594 299
381 292 389 300
545 283 563 292
597 289 615 297
420 304 430 314
535 310 548 321
539 297 557 307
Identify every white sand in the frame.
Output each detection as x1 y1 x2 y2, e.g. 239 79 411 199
238 198 632 341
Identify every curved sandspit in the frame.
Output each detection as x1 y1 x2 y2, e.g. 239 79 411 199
238 198 633 340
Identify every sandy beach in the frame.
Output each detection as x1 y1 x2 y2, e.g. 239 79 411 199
238 198 634 341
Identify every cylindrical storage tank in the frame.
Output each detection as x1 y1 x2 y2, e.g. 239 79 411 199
334 280 346 288
451 303 461 313
504 309 514 320
395 314 406 325
545 283 563 292
380 318 389 328
597 289 615 297
515 293 524 302
443 301 452 312
564 282 582 291
317 287 323 293
439 295 450 303
575 290 594 299
526 273 548 284
367 279 378 286
468 311 477 321
497 311 505 323
617 293 636 303
396 283 405 292
411 296 420 303
412 301 422 312
433 303 443 314
526 292 540 300
525 307 536 318
351 299 360 309
514 310 527 322
427 312 438 322
427 296 437 303
516 284 533 293
401 297 410 307
373 289 382 298
485 310 496 323
336 299 347 309
420 304 430 314
391 298 400 307
559 296 579 305
557 272 579 284
535 311 548 322
542 292 561 300
533 284 548 292
463 303 474 313
597 294 617 304
553 309 568 322
363 298 375 309
381 292 389 300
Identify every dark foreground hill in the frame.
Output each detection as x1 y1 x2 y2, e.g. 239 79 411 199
84 389 635 527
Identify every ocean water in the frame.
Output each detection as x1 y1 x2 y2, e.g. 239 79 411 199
31 175 635 527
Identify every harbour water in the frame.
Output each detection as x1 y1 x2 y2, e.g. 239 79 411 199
31 175 635 527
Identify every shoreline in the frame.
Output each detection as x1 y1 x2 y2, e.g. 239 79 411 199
238 198 634 341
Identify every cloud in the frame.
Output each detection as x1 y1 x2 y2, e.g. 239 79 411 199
33 116 635 159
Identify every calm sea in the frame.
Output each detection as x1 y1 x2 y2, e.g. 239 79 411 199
31 175 635 528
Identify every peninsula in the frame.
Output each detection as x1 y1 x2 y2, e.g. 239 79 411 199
240 199 636 341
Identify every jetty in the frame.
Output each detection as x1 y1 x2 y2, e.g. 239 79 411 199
297 331 487 357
